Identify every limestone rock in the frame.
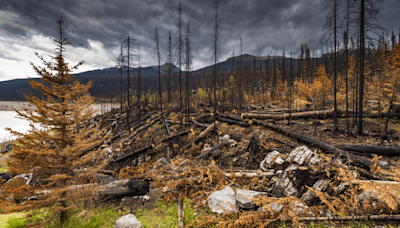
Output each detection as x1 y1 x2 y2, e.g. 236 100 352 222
288 200 314 217
286 146 314 165
257 202 283 213
260 151 286 171
235 189 266 209
300 178 332 205
208 186 239 214
114 214 143 228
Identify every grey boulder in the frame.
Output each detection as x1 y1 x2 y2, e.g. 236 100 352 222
208 186 239 214
235 189 267 209
114 214 143 228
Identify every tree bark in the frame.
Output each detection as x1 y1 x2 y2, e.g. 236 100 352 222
340 144 400 156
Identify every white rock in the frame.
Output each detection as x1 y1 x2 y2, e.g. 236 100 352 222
288 200 314 217
114 214 143 228
286 146 314 165
260 151 286 171
202 143 211 152
235 189 267 209
309 156 321 165
219 134 230 142
257 202 283 213
378 161 389 169
208 186 239 214
284 164 299 172
227 139 237 147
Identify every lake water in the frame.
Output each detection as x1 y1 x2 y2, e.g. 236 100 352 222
0 111 41 141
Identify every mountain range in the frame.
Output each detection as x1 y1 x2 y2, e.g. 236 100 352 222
0 54 309 100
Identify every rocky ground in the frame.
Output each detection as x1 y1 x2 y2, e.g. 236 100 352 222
2 103 400 227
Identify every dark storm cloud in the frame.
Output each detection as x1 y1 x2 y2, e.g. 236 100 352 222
1 0 399 69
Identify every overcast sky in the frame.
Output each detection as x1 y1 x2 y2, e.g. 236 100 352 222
0 0 399 82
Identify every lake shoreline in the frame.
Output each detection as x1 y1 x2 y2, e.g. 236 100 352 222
0 101 118 114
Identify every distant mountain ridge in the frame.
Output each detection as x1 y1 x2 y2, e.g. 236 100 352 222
0 54 306 100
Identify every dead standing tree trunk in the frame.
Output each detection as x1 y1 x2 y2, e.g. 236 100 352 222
211 1 221 133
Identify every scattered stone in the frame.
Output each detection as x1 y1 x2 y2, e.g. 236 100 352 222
1 143 12 153
260 151 286 171
284 164 299 172
288 200 314 217
257 202 283 213
235 189 267 209
300 178 332 205
114 214 143 228
202 143 211 152
378 161 389 169
309 155 321 165
286 145 314 165
208 186 239 214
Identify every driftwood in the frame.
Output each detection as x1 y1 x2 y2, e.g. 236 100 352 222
195 140 228 161
184 121 218 149
242 109 349 120
340 144 400 156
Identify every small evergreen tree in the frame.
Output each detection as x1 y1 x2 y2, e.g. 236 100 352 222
3 17 109 225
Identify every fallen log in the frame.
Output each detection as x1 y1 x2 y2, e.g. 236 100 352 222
300 214 400 222
223 171 274 178
114 129 188 163
348 113 400 118
79 112 157 157
218 114 388 171
340 144 400 156
184 121 218 149
195 140 227 161
242 109 351 120
119 112 169 148
247 117 389 171
217 117 250 127
113 145 153 163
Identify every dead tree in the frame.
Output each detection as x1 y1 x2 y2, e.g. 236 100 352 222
321 0 341 133
137 43 142 123
154 28 162 113
185 21 193 125
168 31 173 104
123 36 137 133
211 1 221 133
351 0 386 135
175 3 184 121
116 42 125 114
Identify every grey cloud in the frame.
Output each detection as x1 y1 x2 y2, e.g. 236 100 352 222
0 0 399 70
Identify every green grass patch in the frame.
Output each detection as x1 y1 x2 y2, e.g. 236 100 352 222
0 212 27 228
135 198 208 228
0 160 8 173
1 205 126 228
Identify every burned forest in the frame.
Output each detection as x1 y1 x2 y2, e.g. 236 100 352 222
1 1 400 227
